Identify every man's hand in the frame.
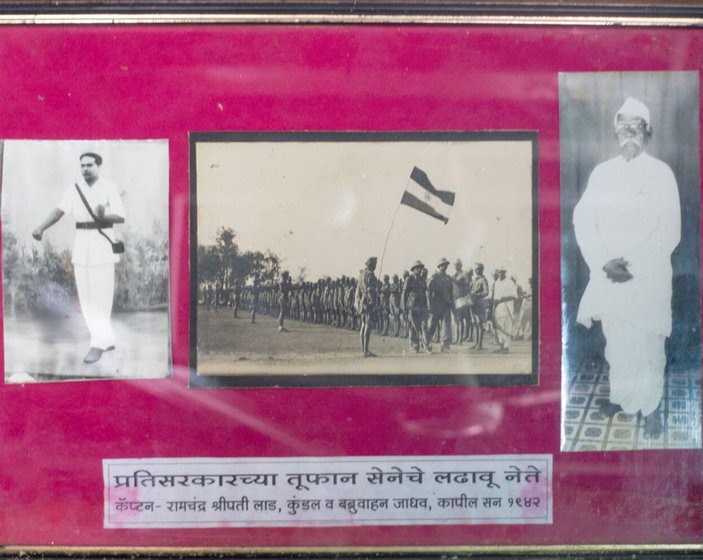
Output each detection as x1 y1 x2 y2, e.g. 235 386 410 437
32 228 42 241
603 257 633 283
95 204 106 220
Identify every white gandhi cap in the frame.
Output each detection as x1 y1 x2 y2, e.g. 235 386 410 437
614 96 650 125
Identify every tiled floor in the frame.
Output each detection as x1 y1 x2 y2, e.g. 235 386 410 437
562 368 702 451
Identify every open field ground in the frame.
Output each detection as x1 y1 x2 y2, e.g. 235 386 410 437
196 306 532 376
4 309 171 382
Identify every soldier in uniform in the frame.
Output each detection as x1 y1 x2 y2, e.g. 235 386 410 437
338 278 346 328
312 281 323 324
389 274 403 338
322 278 333 326
401 270 410 338
214 281 222 312
250 276 260 324
232 280 241 318
378 274 391 336
427 257 456 352
345 277 357 330
453 259 473 344
470 262 490 350
205 283 214 309
355 257 379 357
402 260 430 353
420 266 431 335
303 284 310 322
278 271 292 332
336 277 347 328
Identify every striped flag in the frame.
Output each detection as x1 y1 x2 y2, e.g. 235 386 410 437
400 167 456 224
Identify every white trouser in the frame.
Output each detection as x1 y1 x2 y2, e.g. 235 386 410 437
601 316 666 416
74 263 116 350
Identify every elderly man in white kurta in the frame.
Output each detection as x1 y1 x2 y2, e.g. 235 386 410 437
573 97 681 438
33 152 125 364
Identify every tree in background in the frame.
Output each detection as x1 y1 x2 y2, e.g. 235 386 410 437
197 228 283 297
2 219 169 315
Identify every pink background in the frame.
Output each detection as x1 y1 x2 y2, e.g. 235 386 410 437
0 24 700 547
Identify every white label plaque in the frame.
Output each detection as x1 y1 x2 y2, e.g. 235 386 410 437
103 455 552 528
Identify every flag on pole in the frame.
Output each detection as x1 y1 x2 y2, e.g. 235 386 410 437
400 167 456 224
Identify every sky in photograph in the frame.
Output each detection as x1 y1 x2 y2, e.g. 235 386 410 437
196 139 534 287
1 139 169 252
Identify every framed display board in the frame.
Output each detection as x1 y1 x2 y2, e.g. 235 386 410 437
0 2 701 558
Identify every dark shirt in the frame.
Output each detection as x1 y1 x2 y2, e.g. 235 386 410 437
428 271 454 314
403 274 428 311
356 268 378 314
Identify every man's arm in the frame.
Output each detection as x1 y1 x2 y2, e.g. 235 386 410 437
426 276 435 301
32 208 65 241
94 204 125 225
573 166 614 275
471 277 488 299
495 280 519 303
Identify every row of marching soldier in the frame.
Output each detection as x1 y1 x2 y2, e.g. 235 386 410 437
199 257 531 358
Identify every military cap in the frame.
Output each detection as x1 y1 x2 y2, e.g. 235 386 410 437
366 257 378 266
411 260 424 271
438 257 450 268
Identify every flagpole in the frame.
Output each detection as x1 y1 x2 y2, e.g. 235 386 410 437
378 200 403 281
379 167 455 278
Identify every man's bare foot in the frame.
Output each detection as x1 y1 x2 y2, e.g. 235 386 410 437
598 401 622 417
643 410 664 439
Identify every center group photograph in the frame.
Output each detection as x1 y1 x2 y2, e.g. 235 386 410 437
190 131 538 388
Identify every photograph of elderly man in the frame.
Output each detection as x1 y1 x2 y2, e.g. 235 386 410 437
560 72 701 451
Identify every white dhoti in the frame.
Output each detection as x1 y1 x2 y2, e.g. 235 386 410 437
601 317 665 416
74 263 116 350
493 280 518 350
494 305 513 349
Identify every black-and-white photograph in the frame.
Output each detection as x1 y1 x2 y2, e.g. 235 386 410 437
191 132 538 388
1 140 171 382
560 72 702 451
